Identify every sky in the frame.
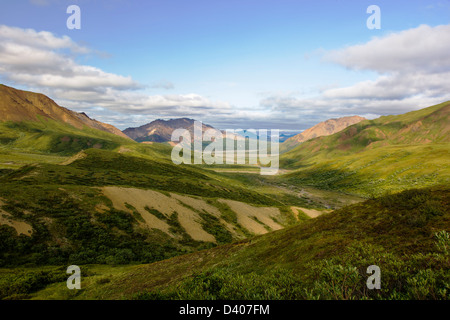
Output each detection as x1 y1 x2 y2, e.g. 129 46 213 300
0 0 449 130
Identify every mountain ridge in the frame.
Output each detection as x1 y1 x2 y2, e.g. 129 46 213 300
282 101 450 167
123 118 217 142
280 101 450 196
281 115 366 153
0 84 130 140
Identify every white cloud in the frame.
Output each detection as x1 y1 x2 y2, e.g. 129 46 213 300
320 24 450 109
0 26 137 91
0 25 233 126
323 72 450 101
0 25 89 54
325 24 450 74
260 24 450 128
151 80 175 90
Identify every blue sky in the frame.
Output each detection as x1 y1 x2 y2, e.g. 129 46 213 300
0 0 449 130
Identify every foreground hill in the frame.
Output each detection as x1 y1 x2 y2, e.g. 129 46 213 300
0 148 306 267
281 102 450 196
0 84 130 140
280 115 366 153
3 185 447 300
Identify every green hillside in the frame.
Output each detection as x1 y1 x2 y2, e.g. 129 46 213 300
2 186 447 300
0 117 134 171
0 97 323 270
1 90 449 301
0 147 311 268
280 102 450 197
0 118 132 155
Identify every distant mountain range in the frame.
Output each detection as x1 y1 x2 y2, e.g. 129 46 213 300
123 118 217 143
0 84 130 140
280 116 366 153
0 84 366 148
123 120 303 144
278 131 302 143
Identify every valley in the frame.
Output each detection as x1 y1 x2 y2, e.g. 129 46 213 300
0 85 448 300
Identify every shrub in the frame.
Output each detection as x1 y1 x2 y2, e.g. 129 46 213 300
0 267 67 299
133 268 304 300
435 230 449 255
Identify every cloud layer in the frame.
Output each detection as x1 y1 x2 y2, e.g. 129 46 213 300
0 25 233 128
325 24 450 74
261 24 450 128
1 24 449 130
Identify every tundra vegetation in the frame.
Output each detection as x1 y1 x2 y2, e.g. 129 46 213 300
0 87 448 300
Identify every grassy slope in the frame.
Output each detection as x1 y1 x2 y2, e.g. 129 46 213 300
280 102 450 197
0 118 129 154
1 148 285 205
0 111 333 270
7 185 447 300
1 100 448 300
0 143 314 269
0 116 326 207
0 114 295 205
0 116 134 170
